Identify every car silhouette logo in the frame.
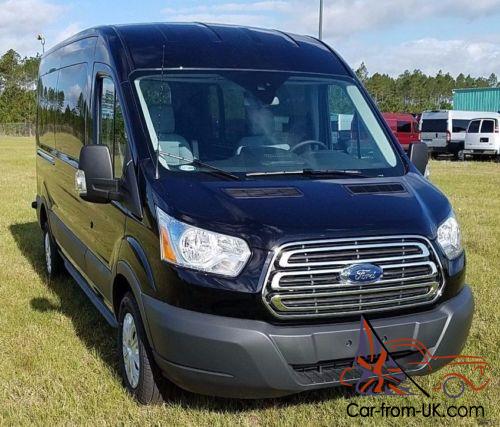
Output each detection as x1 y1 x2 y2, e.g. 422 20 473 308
340 263 383 284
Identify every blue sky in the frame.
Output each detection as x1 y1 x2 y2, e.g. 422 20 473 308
1 0 500 76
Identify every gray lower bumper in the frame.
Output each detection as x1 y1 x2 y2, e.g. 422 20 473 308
143 286 474 398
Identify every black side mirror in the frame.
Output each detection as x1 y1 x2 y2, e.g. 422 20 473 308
77 145 121 203
409 142 429 175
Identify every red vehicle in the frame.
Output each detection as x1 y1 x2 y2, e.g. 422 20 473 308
383 113 420 151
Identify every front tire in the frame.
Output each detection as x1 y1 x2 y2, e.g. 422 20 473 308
118 292 163 404
43 226 63 278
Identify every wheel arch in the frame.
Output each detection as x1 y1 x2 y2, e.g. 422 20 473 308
113 260 156 351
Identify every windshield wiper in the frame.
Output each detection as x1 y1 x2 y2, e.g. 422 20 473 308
246 169 368 178
158 151 241 181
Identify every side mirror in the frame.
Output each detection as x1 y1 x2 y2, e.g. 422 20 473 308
77 145 121 203
409 142 429 175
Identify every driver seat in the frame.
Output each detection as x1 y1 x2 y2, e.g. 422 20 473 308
149 104 193 165
236 106 289 154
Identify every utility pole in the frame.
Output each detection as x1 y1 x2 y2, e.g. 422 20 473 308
37 34 45 54
318 0 324 40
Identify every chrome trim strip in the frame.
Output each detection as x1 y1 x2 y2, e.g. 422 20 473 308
261 235 445 320
271 262 438 291
279 241 429 267
57 152 79 169
270 281 439 302
37 148 55 165
270 285 438 312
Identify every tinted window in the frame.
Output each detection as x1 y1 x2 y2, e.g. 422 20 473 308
55 63 88 159
37 71 59 149
396 121 412 133
468 120 480 133
136 73 403 177
480 120 494 133
99 77 127 178
421 119 447 132
452 119 470 133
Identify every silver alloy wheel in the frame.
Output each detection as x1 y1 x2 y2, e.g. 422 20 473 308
44 232 52 275
122 312 140 388
457 149 465 161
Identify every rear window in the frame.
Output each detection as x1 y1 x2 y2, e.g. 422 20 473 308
468 120 480 133
452 119 470 133
396 120 412 133
480 120 494 133
421 119 447 132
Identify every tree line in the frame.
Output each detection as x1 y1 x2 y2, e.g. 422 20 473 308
355 62 499 113
0 49 499 126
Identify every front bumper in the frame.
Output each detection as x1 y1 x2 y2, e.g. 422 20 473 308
143 286 474 399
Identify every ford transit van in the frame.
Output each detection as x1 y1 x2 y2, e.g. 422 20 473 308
34 23 473 404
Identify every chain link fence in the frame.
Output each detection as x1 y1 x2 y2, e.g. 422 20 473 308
0 123 35 137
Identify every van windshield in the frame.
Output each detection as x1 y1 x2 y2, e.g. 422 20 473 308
134 72 404 178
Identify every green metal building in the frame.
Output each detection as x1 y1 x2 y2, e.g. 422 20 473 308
453 87 500 112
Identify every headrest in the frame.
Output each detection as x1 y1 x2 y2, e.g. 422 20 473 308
149 104 175 135
247 107 274 136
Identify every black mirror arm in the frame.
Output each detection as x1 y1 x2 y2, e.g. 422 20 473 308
87 178 122 202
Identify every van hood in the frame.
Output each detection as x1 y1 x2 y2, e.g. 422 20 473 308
151 172 451 250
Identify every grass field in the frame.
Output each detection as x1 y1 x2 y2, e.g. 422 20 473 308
0 136 498 426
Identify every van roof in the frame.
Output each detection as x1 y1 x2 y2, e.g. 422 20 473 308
421 110 497 119
382 113 416 121
43 23 351 79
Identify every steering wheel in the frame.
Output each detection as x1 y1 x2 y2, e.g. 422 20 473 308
291 140 328 153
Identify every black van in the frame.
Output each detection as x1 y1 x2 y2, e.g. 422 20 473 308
35 23 473 403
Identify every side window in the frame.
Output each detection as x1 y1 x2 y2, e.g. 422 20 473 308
396 120 411 133
480 120 494 134
452 119 470 133
38 71 59 149
55 63 88 159
328 86 354 144
468 120 480 133
98 77 127 178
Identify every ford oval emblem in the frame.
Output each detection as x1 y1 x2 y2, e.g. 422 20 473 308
340 263 383 284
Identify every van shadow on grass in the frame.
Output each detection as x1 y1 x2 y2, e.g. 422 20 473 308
10 221 354 412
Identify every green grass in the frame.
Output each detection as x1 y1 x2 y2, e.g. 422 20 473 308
0 136 498 426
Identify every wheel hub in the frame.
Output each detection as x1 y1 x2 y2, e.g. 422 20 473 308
122 312 140 388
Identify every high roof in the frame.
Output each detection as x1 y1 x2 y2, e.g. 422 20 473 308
45 23 351 79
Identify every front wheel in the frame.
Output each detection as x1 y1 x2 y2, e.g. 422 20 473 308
118 292 163 404
43 226 63 278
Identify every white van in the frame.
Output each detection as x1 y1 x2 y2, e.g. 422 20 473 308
464 115 500 160
420 110 488 159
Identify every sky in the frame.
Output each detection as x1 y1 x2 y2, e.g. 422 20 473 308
1 0 500 77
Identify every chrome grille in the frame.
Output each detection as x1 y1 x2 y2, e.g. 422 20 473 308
262 236 444 319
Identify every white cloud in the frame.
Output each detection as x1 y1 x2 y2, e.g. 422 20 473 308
161 0 500 76
346 37 500 77
0 0 64 56
161 0 500 39
54 22 83 45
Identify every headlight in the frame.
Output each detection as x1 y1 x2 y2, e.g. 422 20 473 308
437 214 462 259
156 207 251 277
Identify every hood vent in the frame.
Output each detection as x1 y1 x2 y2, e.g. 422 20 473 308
223 187 303 199
345 183 406 195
